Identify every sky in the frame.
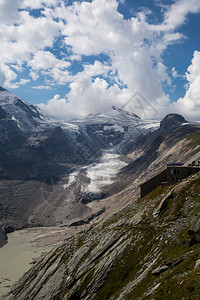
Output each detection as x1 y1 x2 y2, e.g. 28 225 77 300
0 0 200 121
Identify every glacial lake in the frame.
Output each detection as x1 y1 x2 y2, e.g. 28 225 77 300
0 228 60 297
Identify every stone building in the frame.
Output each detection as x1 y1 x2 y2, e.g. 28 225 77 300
140 164 200 198
167 165 200 185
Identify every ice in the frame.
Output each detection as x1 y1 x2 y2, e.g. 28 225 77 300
63 171 78 189
103 125 124 132
86 151 127 193
140 122 160 130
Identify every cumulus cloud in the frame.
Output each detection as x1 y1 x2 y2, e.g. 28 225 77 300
40 0 170 119
39 71 121 119
10 78 30 89
28 51 71 84
36 0 200 120
169 51 200 120
0 0 20 25
28 51 70 71
0 0 200 120
20 0 60 9
0 0 62 87
152 0 200 31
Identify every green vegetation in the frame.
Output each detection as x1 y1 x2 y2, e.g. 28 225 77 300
95 174 200 299
8 172 200 300
186 130 200 149
76 235 86 249
95 226 158 300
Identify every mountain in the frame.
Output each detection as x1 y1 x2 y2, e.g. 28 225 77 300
0 86 51 129
3 156 200 300
0 89 198 239
1 88 200 299
0 88 160 243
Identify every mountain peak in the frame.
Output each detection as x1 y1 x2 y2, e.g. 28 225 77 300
112 105 141 119
0 87 51 129
160 113 188 130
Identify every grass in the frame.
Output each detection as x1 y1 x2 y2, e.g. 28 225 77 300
151 248 200 300
95 226 158 300
94 175 200 299
18 172 200 300
186 130 200 149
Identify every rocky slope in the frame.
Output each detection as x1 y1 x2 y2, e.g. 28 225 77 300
3 170 200 300
1 87 200 299
0 109 199 243
0 86 52 130
0 88 159 239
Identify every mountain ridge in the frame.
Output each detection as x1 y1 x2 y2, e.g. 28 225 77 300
1 88 200 299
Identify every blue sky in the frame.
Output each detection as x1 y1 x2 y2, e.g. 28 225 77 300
0 0 200 120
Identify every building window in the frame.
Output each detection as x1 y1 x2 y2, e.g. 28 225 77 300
177 169 180 175
171 169 174 175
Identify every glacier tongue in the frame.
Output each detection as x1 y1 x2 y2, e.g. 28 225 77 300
85 150 127 193
63 150 128 197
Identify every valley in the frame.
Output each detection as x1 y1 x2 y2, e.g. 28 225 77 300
1 87 200 299
0 227 60 297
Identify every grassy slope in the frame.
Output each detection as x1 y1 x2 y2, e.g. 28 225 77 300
37 174 200 299
94 176 200 299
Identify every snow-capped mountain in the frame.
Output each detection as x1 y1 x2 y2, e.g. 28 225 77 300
0 86 52 129
68 105 160 153
0 85 159 138
1 85 195 264
0 86 162 191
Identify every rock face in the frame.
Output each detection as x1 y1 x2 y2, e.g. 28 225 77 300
160 113 187 131
0 86 51 129
0 106 6 119
3 172 200 300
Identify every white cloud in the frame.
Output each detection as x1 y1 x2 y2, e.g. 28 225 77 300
43 0 170 119
68 54 82 62
43 68 71 85
38 94 69 118
28 51 71 84
28 51 70 71
33 85 52 90
152 0 200 31
0 1 62 86
169 51 200 121
38 75 121 119
0 0 200 120
9 78 30 89
0 64 17 87
172 67 178 78
0 0 20 25
20 0 62 10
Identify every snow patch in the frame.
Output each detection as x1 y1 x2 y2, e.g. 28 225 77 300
104 125 124 132
140 122 160 130
63 171 78 189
